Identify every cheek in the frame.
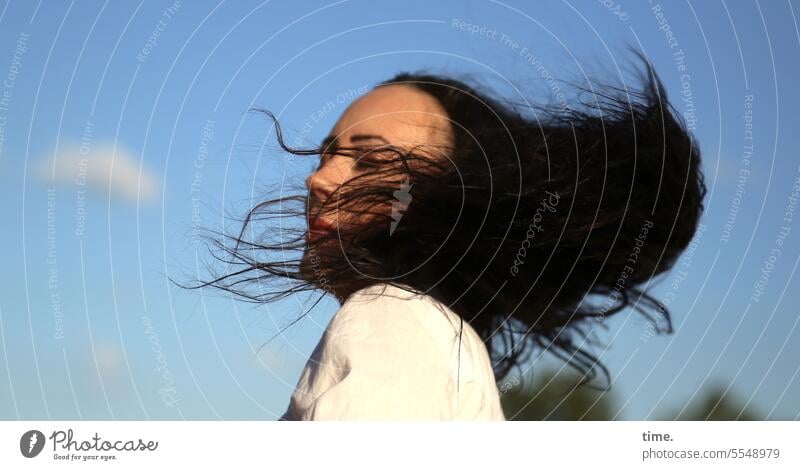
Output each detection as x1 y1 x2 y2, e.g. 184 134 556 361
311 157 357 189
327 166 409 231
333 158 359 182
329 200 393 240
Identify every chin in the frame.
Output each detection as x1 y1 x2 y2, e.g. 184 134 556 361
300 243 336 281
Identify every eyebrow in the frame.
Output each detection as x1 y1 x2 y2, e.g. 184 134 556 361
351 134 388 144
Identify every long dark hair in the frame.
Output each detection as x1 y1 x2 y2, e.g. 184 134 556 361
189 51 706 386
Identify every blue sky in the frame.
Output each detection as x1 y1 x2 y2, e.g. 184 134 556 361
0 0 798 419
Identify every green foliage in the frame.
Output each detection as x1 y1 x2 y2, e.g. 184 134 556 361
501 372 762 421
501 370 616 420
667 385 760 421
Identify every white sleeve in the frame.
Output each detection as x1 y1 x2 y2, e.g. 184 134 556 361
286 289 460 420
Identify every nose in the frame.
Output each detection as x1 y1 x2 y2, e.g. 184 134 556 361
305 169 331 202
305 155 349 203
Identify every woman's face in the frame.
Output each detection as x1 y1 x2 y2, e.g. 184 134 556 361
305 84 452 244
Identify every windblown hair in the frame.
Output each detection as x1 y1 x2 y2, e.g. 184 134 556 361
193 51 706 385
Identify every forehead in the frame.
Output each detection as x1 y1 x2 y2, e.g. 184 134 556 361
328 84 452 147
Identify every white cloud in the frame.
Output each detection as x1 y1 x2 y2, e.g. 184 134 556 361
94 342 125 378
35 141 159 203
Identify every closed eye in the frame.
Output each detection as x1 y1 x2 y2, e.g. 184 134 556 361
352 145 394 169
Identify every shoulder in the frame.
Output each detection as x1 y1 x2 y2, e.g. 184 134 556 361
327 283 460 345
286 283 505 419
324 284 442 352
324 283 489 380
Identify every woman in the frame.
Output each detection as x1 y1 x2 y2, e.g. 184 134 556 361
198 52 706 420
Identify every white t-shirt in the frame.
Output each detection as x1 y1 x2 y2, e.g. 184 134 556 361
280 283 506 420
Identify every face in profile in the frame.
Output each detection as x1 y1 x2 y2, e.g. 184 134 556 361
302 84 453 273
203 58 706 385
